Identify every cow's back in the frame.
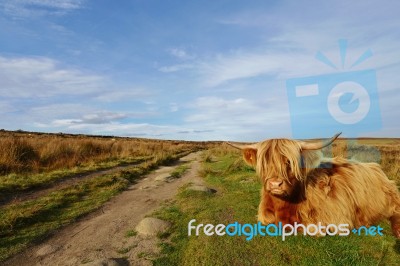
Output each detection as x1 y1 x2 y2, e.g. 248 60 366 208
300 157 398 227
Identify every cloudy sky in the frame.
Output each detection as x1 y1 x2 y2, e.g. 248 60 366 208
0 0 399 141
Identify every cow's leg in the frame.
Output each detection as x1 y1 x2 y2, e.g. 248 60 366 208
257 204 275 224
257 194 275 224
390 209 400 238
387 190 400 238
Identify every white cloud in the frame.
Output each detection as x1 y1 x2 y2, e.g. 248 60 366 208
0 0 85 17
158 63 194 73
0 55 105 97
30 103 94 118
196 50 321 87
95 88 153 102
184 96 291 141
35 119 209 140
169 103 179 112
201 1 400 89
158 48 196 73
168 48 195 60
186 96 288 124
76 112 127 124
216 8 279 28
32 109 161 128
0 101 17 113
194 36 400 89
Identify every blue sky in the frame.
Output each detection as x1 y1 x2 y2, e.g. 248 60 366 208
0 0 399 141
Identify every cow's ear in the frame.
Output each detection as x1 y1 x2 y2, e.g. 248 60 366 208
243 147 258 167
225 142 258 167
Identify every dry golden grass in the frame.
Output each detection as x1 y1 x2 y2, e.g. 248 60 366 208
331 139 400 182
0 130 208 175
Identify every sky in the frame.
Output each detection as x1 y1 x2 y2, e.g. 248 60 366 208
0 0 399 141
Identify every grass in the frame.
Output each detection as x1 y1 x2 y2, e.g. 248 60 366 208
330 139 400 180
81 258 93 264
152 144 400 266
125 230 138 238
0 130 205 176
138 251 153 259
170 164 190 179
0 130 209 203
0 155 149 196
116 244 137 254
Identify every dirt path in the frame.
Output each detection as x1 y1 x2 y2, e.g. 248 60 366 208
5 151 205 266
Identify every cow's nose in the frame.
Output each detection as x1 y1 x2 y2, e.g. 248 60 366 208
269 180 283 189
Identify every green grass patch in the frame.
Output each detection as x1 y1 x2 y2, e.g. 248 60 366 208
125 230 137 238
116 244 137 254
152 149 400 266
81 258 93 264
0 156 151 196
0 149 195 200
170 164 190 179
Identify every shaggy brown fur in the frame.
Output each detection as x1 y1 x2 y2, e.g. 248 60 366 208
235 135 400 238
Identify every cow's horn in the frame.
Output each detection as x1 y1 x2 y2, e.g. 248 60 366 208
225 142 257 150
299 132 342 150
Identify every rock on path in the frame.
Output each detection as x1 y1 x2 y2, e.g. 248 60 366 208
135 217 171 236
187 184 215 193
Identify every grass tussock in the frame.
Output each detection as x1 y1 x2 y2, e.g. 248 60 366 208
170 164 190 179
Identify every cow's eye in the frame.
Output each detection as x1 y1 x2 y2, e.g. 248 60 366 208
286 160 293 173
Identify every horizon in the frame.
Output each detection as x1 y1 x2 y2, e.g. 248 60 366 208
1 1 399 141
2 129 399 143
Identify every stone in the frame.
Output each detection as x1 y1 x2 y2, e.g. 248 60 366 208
88 258 129 266
154 173 171 182
239 178 254 184
155 167 174 173
36 244 61 256
135 217 171 236
187 185 214 193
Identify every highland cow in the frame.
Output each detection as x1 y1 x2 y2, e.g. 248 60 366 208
228 133 400 238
